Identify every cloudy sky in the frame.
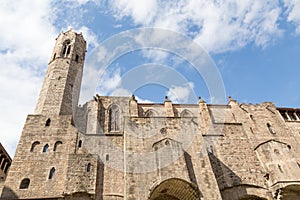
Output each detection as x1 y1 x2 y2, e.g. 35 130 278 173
1 0 300 156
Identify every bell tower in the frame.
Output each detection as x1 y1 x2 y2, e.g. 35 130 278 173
34 29 86 117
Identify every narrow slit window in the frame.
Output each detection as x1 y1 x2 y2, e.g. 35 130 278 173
87 163 91 172
278 164 283 173
43 144 49 153
78 140 82 148
45 118 51 126
48 167 55 179
267 123 275 134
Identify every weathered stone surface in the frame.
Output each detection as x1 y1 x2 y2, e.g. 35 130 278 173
1 30 300 200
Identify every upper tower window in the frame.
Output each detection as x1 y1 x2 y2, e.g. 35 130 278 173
45 118 51 126
87 163 91 172
61 40 71 57
30 141 40 152
53 141 62 152
109 105 120 132
43 144 49 153
19 178 30 189
48 167 55 179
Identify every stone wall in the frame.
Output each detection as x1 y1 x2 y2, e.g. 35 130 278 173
2 30 300 200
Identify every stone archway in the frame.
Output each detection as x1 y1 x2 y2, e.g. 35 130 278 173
149 178 201 200
238 195 267 200
279 184 300 199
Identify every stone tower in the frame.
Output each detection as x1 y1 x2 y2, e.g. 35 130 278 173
34 30 86 117
1 30 100 199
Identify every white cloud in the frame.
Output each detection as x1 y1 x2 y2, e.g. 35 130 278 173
111 88 131 96
69 0 101 6
283 0 300 34
166 82 195 103
109 0 158 25
108 0 289 53
0 0 59 156
95 67 122 95
135 96 153 103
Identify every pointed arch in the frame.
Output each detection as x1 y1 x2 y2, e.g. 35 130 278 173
109 104 120 132
19 178 30 189
30 141 40 152
181 109 193 117
145 109 158 117
254 139 290 150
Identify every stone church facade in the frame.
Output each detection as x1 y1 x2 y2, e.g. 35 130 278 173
1 30 300 199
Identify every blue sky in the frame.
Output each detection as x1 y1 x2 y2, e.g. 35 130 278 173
0 0 300 156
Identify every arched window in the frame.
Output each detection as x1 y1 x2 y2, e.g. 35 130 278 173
53 141 62 152
181 109 193 117
45 118 51 126
48 167 55 179
87 163 91 172
145 109 156 117
30 141 40 152
75 54 79 62
78 140 82 148
61 40 71 57
20 178 30 189
109 105 120 132
43 144 49 153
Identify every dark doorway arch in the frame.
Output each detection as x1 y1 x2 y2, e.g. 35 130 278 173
149 178 201 200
